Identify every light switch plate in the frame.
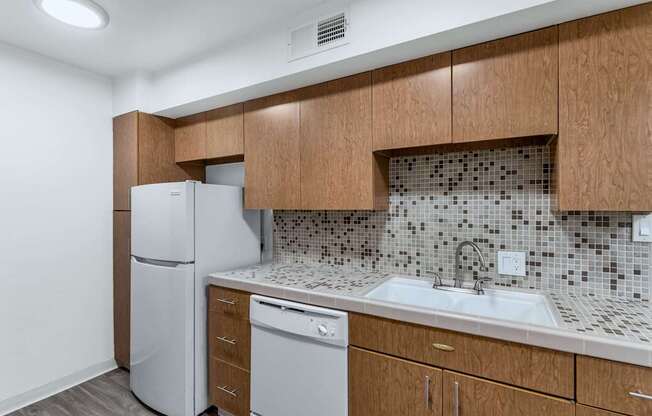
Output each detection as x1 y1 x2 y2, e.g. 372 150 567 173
632 214 652 242
497 251 526 277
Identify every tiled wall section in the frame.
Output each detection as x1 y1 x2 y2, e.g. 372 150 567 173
273 145 651 301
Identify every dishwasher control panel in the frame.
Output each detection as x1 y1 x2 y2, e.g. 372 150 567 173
250 295 348 347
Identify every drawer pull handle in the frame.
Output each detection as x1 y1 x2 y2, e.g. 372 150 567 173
217 385 238 398
424 376 431 409
216 298 237 305
432 343 455 352
216 336 237 345
629 390 652 401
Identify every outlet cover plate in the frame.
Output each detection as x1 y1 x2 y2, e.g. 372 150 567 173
497 251 526 277
632 214 652 243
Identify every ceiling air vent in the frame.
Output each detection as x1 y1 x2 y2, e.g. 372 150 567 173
288 11 349 61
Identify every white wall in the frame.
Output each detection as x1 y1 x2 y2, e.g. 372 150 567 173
0 42 114 413
112 0 647 118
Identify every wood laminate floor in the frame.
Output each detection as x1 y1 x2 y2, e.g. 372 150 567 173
9 369 217 416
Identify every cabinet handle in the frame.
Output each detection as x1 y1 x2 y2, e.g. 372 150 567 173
453 381 460 416
217 385 238 398
432 343 455 352
216 336 237 345
629 390 652 401
216 298 237 305
424 376 431 409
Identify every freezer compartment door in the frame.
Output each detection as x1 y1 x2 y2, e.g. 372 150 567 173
131 181 195 263
130 257 195 416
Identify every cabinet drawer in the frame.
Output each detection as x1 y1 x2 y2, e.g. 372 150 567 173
208 286 250 319
577 355 652 416
350 313 574 398
209 312 250 370
209 358 250 416
443 371 574 416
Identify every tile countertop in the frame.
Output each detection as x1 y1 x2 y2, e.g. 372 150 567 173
207 262 652 367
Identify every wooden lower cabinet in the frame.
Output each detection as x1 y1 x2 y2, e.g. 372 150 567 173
209 358 250 416
208 311 250 371
577 356 652 416
113 211 130 368
576 405 623 416
349 347 442 416
442 371 574 416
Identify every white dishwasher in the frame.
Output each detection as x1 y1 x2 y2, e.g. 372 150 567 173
250 295 348 416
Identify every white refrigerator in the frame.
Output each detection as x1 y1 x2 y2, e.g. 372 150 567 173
129 181 260 416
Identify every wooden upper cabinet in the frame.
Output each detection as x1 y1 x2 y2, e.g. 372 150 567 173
244 92 301 209
558 3 652 211
443 371 574 416
452 26 558 143
206 103 244 160
175 112 207 163
300 73 388 210
113 112 138 210
373 53 452 151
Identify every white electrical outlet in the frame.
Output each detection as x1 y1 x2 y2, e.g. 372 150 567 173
497 251 526 277
632 214 652 242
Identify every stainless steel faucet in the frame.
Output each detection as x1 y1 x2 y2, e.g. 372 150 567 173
454 241 489 288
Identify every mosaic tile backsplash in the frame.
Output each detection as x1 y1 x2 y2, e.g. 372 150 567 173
273 145 651 301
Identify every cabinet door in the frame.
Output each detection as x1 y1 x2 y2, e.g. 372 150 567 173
139 113 204 184
113 112 138 210
373 53 452 151
174 112 207 162
244 92 301 209
443 371 574 416
452 26 558 143
300 73 388 209
206 103 244 160
576 405 622 416
558 3 652 211
113 211 131 368
350 347 442 416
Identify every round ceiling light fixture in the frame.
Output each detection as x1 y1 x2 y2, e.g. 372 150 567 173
33 0 109 30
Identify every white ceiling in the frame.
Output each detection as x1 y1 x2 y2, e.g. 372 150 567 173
0 0 326 76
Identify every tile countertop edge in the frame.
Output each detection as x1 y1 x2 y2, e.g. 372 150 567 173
206 275 652 368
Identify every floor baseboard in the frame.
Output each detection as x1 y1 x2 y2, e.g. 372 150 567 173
0 359 117 416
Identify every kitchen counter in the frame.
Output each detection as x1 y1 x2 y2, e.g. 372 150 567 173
208 262 652 367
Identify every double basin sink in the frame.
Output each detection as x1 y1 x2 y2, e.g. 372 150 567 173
365 277 558 327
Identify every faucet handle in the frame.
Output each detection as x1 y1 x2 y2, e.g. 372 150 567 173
473 277 492 294
425 270 443 288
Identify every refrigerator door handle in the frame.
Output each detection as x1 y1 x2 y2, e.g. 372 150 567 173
132 256 194 268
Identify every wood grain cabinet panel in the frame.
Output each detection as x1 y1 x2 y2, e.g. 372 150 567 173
576 405 624 416
452 26 558 142
300 73 388 210
244 92 301 209
139 113 204 184
208 312 250 371
349 313 574 398
174 112 207 162
113 211 130 369
113 112 138 211
558 3 652 211
373 53 452 151
577 355 652 416
350 347 442 416
443 371 575 416
206 103 244 160
209 358 250 416
208 286 250 320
